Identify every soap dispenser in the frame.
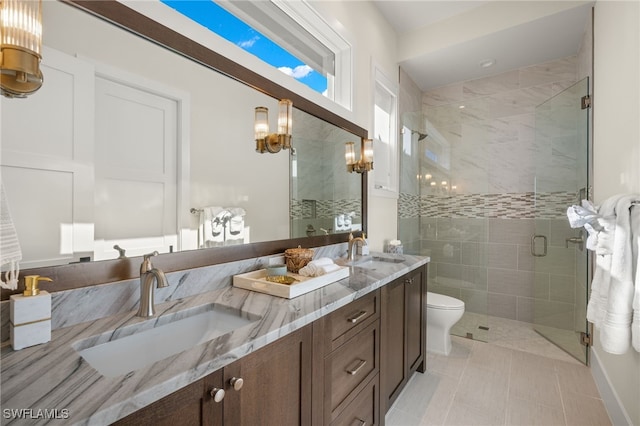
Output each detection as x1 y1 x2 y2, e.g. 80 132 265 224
10 275 53 350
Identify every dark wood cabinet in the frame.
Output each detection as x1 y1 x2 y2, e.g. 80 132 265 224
380 265 427 414
114 324 312 426
114 264 427 426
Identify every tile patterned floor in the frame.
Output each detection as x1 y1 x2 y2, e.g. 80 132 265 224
386 335 612 426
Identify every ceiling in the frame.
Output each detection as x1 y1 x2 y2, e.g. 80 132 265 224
372 1 593 91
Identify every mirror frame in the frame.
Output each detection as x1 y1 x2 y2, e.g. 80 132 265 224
0 0 368 299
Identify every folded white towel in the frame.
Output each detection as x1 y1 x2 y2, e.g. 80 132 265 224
632 203 640 352
298 257 335 277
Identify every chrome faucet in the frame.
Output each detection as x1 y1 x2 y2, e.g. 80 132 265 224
347 236 367 261
136 251 169 318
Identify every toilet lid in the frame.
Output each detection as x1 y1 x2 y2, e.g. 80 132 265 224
426 292 464 309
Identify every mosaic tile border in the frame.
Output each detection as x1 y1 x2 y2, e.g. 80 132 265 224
291 198 361 220
399 191 575 220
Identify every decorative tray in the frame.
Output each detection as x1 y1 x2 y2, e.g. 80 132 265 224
232 266 349 299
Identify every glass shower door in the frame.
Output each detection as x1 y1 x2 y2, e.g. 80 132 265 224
533 77 590 364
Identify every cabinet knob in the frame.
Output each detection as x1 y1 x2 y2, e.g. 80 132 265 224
404 278 413 284
229 377 244 391
209 387 225 403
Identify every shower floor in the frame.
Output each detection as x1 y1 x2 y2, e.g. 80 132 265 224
452 312 584 364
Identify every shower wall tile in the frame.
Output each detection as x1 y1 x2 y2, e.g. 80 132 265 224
487 268 535 298
519 56 578 89
549 274 576 304
423 82 463 107
460 289 488 316
463 70 520 99
436 218 487 242
437 263 488 291
487 292 518 320
461 242 487 266
517 245 535 271
535 273 551 300
421 239 461 264
516 297 535 322
487 243 518 269
488 219 535 245
534 299 575 330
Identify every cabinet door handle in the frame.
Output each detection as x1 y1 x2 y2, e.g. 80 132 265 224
345 359 367 375
209 387 225 403
404 278 413 284
347 310 367 323
353 420 366 426
229 377 244 391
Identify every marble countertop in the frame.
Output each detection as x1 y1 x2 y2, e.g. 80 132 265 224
0 254 428 425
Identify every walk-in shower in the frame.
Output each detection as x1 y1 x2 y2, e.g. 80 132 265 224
398 56 591 364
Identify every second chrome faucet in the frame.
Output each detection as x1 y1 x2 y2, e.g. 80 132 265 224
136 251 169 318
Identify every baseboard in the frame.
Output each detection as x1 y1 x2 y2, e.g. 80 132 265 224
590 349 633 425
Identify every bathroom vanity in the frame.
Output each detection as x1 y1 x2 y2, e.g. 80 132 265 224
0 254 428 425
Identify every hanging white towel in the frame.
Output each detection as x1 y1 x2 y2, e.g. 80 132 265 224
0 183 22 290
198 206 225 247
567 199 616 252
631 203 640 352
224 207 246 244
586 194 639 354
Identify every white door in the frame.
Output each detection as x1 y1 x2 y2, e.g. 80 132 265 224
1 46 95 268
93 75 178 260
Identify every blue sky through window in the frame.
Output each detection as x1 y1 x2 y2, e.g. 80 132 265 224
161 0 328 94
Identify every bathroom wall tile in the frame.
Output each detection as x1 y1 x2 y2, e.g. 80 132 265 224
549 218 577 247
516 297 535 322
488 219 535 245
535 272 550 299
487 292 518 320
463 70 520 99
421 239 461 263
486 243 518 269
519 56 578 89
517 244 535 271
437 263 488 291
429 282 462 300
534 299 575 330
535 246 576 276
423 82 463 107
506 397 565 426
488 268 535 298
438 218 488 242
461 242 487 266
549 274 576 303
460 289 488 316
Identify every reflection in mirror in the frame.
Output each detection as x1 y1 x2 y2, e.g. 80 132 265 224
0 0 362 271
290 109 362 238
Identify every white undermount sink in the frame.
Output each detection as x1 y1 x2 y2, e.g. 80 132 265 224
338 254 406 268
75 305 261 378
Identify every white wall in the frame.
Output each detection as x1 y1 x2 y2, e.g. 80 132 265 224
593 1 640 425
310 1 400 251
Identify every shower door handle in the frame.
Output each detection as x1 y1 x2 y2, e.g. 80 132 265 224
531 235 548 257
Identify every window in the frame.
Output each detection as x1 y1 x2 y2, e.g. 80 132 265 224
371 65 399 197
161 0 351 109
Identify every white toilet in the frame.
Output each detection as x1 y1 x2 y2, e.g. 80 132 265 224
426 292 465 356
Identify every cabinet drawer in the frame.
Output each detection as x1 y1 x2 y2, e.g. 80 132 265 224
326 290 379 349
326 320 378 417
331 374 378 426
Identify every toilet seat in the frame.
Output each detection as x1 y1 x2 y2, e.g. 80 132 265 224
426 292 464 310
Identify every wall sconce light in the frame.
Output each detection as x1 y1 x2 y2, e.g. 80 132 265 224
0 0 44 98
345 138 373 173
255 99 293 153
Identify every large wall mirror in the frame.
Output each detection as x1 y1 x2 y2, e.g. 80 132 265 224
0 0 366 296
